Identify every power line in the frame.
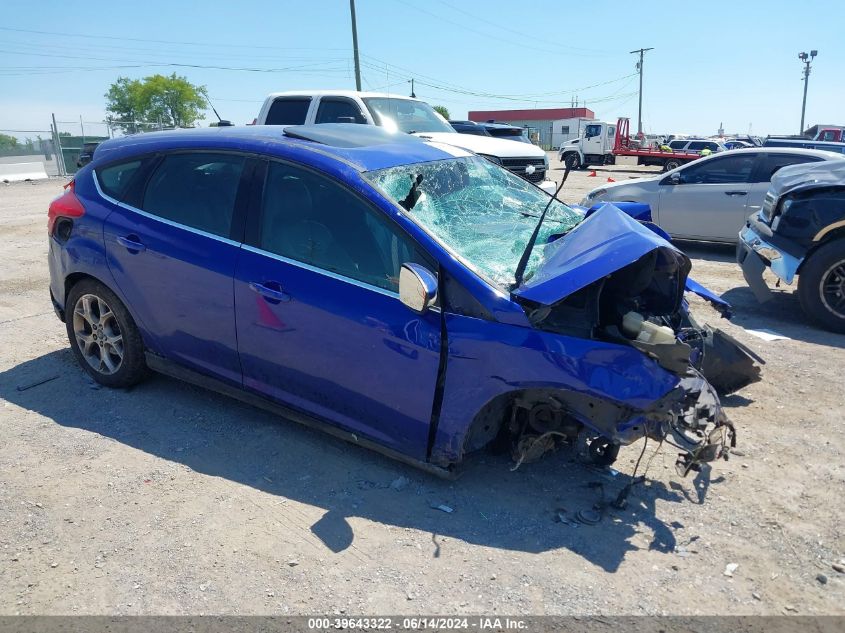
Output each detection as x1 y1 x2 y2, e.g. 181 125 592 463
394 0 619 59
434 0 619 56
0 26 350 52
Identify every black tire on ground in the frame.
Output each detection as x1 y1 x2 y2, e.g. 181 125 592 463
588 437 620 466
797 239 845 333
65 278 149 388
564 153 580 170
664 159 681 171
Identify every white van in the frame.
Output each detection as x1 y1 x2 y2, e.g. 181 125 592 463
256 90 556 195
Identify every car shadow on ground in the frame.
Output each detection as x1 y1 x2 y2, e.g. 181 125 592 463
673 240 736 264
720 285 845 349
0 349 721 573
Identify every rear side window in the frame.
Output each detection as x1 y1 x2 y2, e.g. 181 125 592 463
140 152 245 238
315 98 366 124
265 98 311 125
97 160 141 200
755 153 823 182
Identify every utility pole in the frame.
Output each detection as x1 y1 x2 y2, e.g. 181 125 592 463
798 50 818 134
630 47 654 137
349 0 362 91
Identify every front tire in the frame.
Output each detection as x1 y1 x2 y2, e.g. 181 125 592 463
798 240 845 333
65 279 149 387
564 153 580 170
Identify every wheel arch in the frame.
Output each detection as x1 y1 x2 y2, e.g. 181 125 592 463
798 227 845 274
63 272 151 348
460 386 631 457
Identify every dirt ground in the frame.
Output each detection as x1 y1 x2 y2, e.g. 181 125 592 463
1 159 843 616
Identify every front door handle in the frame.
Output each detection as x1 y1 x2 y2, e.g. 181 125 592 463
724 191 748 196
249 281 290 304
116 235 146 252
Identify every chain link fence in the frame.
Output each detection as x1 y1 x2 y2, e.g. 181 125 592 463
1 114 187 178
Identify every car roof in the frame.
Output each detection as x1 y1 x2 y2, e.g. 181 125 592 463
723 147 844 159
91 124 465 173
480 122 523 131
264 90 421 102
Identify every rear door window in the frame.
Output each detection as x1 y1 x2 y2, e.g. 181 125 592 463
140 152 245 238
687 141 706 151
315 98 366 124
97 160 142 200
265 98 311 125
669 140 687 150
754 153 823 182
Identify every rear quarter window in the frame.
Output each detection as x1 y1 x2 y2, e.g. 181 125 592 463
96 160 142 200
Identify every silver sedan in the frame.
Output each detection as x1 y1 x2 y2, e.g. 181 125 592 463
581 148 844 242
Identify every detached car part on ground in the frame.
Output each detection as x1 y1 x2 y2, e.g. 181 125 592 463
738 160 845 332
48 124 760 480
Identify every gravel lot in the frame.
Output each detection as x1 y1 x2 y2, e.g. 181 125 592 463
1 157 843 616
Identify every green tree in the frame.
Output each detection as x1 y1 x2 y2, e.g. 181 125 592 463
105 73 208 133
0 133 19 151
432 105 450 120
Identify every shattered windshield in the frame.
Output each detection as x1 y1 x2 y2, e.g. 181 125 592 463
366 156 583 288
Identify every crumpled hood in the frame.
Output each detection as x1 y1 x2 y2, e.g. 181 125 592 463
512 203 690 305
768 158 845 199
414 131 547 159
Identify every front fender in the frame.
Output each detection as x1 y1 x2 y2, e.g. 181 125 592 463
430 312 681 465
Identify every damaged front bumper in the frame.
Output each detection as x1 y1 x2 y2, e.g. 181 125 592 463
737 218 803 303
619 370 736 476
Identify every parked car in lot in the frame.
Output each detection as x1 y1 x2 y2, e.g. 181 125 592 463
581 148 843 242
76 142 100 168
666 139 727 154
737 160 845 332
256 90 555 194
448 120 491 136
47 124 759 476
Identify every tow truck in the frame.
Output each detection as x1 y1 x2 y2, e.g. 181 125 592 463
559 117 702 172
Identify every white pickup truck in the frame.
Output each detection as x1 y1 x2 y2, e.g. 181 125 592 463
255 90 556 195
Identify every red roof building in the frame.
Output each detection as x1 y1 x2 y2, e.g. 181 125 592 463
468 107 594 122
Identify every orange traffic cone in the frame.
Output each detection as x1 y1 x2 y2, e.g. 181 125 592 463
607 177 616 182
588 170 597 177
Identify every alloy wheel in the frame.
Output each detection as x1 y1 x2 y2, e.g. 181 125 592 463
820 259 845 317
72 293 124 375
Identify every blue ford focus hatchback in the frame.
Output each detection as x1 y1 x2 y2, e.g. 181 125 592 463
48 124 758 476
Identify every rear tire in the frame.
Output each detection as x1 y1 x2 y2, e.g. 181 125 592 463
797 240 845 333
65 279 149 388
664 158 681 171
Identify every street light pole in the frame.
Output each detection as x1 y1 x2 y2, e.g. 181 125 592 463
798 50 818 134
349 0 362 91
630 47 654 137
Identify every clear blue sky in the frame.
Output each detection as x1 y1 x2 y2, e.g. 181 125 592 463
2 0 842 140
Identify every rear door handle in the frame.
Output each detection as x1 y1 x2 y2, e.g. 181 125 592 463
116 235 146 252
249 281 290 303
725 191 748 196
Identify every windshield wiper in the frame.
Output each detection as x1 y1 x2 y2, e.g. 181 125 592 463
512 165 571 288
399 173 424 211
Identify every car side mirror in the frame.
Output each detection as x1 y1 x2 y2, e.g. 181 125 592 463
399 263 437 313
668 171 681 185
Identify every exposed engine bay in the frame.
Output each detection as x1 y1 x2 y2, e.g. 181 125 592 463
511 246 760 476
